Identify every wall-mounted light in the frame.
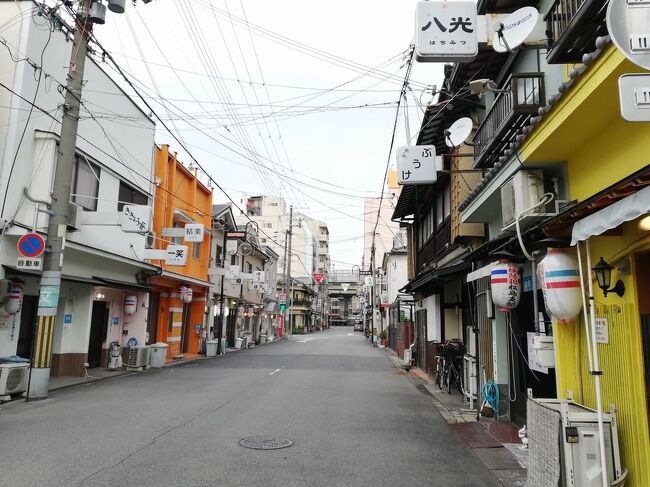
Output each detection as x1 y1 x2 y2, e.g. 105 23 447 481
593 257 625 298
95 293 105 300
639 215 650 231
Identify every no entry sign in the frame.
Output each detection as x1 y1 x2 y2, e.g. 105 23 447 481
17 233 46 258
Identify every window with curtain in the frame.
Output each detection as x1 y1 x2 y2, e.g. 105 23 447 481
117 181 148 211
71 155 100 211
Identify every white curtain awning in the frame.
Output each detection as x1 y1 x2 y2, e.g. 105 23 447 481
571 184 650 245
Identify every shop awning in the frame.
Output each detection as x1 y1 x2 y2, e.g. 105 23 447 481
92 276 150 292
2 266 103 285
571 185 650 245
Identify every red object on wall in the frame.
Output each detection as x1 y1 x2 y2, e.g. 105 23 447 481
278 314 284 337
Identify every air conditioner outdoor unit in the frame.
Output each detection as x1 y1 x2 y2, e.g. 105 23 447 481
500 170 544 227
0 363 29 396
67 202 82 231
463 354 477 401
127 346 149 368
530 399 623 487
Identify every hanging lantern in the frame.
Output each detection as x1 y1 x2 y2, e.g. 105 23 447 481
4 284 23 315
124 294 138 315
178 286 193 304
490 261 521 312
538 249 582 324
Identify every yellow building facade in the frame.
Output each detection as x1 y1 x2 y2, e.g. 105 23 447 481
522 46 650 485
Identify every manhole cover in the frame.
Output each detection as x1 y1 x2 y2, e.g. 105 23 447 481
239 436 293 450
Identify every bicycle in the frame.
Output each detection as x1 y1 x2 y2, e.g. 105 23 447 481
447 354 465 395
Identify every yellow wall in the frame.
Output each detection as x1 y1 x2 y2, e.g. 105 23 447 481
519 44 650 485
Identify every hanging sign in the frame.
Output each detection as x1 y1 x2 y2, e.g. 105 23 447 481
252 270 265 283
278 292 287 304
396 146 438 185
184 224 204 242
17 233 46 258
313 273 324 284
165 245 188 266
121 205 152 233
226 265 240 280
415 1 479 62
226 239 238 256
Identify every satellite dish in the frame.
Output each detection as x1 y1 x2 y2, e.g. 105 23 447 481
445 117 473 148
493 7 539 53
240 242 253 256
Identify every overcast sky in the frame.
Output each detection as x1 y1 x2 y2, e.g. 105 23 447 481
92 0 446 267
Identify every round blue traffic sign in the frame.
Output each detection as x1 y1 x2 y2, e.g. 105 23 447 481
17 233 46 258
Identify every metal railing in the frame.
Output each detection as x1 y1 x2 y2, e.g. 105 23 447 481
473 73 545 167
545 0 608 63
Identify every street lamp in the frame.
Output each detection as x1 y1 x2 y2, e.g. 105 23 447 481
592 257 625 298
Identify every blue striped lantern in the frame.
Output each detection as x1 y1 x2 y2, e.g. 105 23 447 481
490 262 521 312
538 249 582 324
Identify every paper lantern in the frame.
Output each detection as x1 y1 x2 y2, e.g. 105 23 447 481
538 249 582 324
124 294 138 315
490 262 521 312
4 285 22 315
179 286 193 304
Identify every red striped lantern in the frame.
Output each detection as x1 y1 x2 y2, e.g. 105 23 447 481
490 262 521 312
4 284 22 315
538 249 582 324
124 294 138 315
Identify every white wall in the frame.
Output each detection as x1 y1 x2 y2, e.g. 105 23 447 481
422 294 441 342
386 253 408 304
52 282 93 355
0 4 155 260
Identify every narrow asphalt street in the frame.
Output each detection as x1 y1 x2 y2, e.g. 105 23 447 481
0 327 500 487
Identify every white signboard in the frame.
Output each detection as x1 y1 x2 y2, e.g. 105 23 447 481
595 318 609 344
17 257 42 270
226 239 238 256
121 205 152 233
165 245 188 266
396 145 437 185
184 224 205 242
618 74 650 122
252 270 265 283
226 265 240 280
416 1 478 62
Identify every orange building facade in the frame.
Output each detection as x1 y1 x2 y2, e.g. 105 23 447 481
148 145 212 361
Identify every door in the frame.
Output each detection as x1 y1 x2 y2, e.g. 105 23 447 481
226 312 236 347
181 303 191 354
17 295 38 359
416 309 427 369
146 292 160 345
88 301 109 368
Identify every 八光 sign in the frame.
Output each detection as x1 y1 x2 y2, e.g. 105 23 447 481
416 1 478 62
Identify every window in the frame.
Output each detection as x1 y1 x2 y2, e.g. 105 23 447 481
216 245 223 267
436 191 444 226
230 254 238 266
71 155 100 211
264 223 273 229
171 221 183 245
192 242 200 260
246 262 253 273
261 238 267 243
117 181 148 211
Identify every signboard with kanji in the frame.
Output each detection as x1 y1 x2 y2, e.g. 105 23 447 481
17 257 42 270
312 273 324 284
278 292 287 304
252 271 265 283
184 224 204 242
226 265 240 280
165 245 188 266
415 1 478 62
397 145 437 185
121 205 152 233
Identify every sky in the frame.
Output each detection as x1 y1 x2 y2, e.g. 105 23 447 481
90 0 447 268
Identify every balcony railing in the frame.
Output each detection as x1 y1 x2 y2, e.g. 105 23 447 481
473 73 545 168
545 0 608 64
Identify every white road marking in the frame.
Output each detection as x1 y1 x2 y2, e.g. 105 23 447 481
268 368 282 376
346 333 353 336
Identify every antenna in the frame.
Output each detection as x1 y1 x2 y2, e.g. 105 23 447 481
493 7 539 54
445 117 474 148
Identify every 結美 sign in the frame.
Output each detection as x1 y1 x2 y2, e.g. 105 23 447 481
415 1 478 63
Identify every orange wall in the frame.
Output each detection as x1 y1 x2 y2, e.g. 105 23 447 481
153 145 212 281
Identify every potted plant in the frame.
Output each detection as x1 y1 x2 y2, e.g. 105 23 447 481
379 329 388 347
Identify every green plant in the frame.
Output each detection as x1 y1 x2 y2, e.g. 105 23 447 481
379 329 387 340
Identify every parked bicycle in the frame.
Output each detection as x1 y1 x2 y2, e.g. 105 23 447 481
434 339 465 394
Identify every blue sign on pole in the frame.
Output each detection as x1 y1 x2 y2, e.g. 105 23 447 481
64 314 72 324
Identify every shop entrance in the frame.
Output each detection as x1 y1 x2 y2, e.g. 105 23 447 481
88 301 109 368
634 251 650 428
147 292 160 345
16 295 38 359
181 303 191 353
416 309 427 369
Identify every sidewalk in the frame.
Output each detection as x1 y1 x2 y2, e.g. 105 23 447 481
384 347 528 487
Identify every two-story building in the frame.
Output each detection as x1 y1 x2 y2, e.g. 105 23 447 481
0 2 156 377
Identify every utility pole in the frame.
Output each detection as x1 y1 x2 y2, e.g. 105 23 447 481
216 222 228 355
283 205 293 339
28 1 94 399
370 245 376 346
